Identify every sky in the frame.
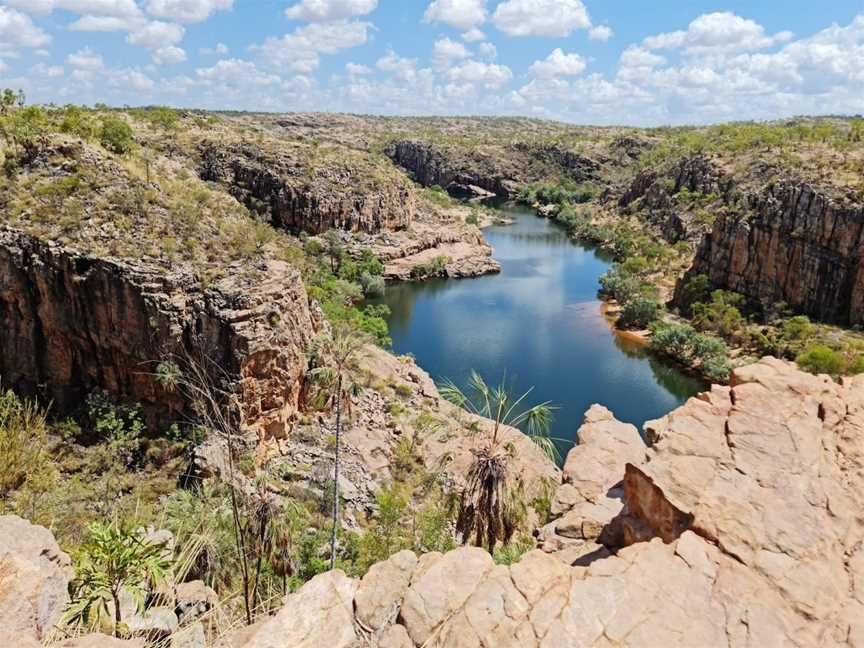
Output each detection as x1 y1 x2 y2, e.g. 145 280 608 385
0 0 862 126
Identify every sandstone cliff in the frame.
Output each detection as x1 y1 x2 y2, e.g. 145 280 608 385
226 358 864 647
681 181 864 325
0 227 321 437
200 140 415 234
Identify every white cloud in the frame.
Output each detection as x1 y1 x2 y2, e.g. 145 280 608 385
376 49 420 83
126 20 185 48
0 7 51 54
6 0 141 17
196 58 280 86
68 15 140 30
462 27 486 42
252 20 370 73
345 62 372 75
529 48 586 78
152 45 187 64
644 12 793 54
285 0 377 22
145 0 233 23
31 63 65 78
0 60 7 73
446 60 512 89
478 41 496 60
110 68 155 91
200 42 229 55
423 0 487 31
432 36 469 68
66 47 104 70
492 0 590 38
589 25 613 41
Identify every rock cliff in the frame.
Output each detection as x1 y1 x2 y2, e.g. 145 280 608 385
200 141 415 234
0 227 321 437
681 181 864 325
225 358 864 647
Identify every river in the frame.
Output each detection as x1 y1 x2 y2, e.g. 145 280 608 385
369 202 705 456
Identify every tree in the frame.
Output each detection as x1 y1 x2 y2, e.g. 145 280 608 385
307 324 367 569
66 521 171 637
100 115 134 154
439 371 557 552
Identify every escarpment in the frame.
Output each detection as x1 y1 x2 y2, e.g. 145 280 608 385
679 181 864 325
0 227 322 437
385 139 601 198
199 141 415 234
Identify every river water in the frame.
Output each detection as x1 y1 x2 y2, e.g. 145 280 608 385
369 202 705 456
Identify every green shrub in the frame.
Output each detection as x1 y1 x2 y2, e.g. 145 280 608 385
59 105 100 140
649 323 731 382
796 344 846 376
409 255 449 279
0 388 54 500
99 116 134 154
691 290 747 340
618 298 661 329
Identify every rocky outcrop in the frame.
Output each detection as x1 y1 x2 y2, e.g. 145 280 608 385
200 142 415 234
0 227 322 437
0 515 73 645
232 358 864 647
680 181 864 325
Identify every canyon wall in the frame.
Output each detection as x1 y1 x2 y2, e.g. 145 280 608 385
0 227 321 437
199 142 415 235
681 181 864 324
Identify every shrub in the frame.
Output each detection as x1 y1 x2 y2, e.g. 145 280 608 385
59 105 100 140
618 298 661 329
678 274 711 315
99 116 134 154
409 255 449 279
0 388 54 500
650 323 731 382
359 271 385 297
796 344 846 376
691 290 747 340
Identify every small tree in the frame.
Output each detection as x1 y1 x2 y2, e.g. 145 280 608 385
439 371 557 552
66 521 171 637
307 324 367 569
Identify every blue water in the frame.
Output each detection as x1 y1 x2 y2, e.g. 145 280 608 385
370 203 704 454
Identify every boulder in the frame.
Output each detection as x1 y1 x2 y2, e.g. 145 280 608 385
175 580 218 624
238 570 358 648
0 515 73 644
355 549 417 631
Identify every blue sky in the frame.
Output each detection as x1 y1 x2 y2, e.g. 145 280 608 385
1 0 862 125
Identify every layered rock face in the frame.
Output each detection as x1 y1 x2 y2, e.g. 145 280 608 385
235 358 864 647
385 140 600 198
681 181 864 325
0 227 321 437
200 142 415 234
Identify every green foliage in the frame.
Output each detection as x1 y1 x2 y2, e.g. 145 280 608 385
423 184 456 207
0 388 55 501
59 105 101 140
796 344 848 377
517 181 596 206
130 106 182 130
85 391 145 467
618 297 661 329
678 274 711 315
99 116 134 154
66 521 172 636
691 290 747 341
493 536 534 565
409 255 450 279
649 323 731 382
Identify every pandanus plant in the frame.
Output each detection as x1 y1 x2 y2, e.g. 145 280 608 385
439 371 558 553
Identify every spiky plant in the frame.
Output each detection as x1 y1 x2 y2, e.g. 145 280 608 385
439 371 557 552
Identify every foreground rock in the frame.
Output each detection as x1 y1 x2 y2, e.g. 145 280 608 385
232 358 864 647
0 515 73 645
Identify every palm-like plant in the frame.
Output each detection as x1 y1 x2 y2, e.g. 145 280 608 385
439 371 557 552
65 521 172 637
307 324 367 569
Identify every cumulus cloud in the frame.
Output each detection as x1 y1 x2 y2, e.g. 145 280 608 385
152 45 187 64
0 7 51 54
589 25 613 41
66 47 104 70
423 0 487 31
126 20 185 48
432 37 470 68
285 0 377 22
446 60 512 89
492 0 591 38
529 48 586 79
643 12 793 54
252 20 371 73
462 27 486 42
145 0 233 23
345 62 372 75
196 58 279 86
5 0 140 17
200 42 229 55
31 63 65 78
376 49 420 83
478 42 496 60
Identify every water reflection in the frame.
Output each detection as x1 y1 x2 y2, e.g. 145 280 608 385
369 203 705 457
